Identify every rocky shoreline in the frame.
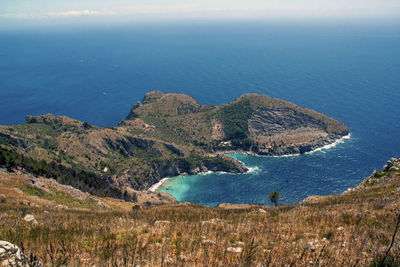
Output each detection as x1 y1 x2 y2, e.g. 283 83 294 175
145 132 344 191
216 131 350 158
0 92 349 203
250 131 350 156
148 132 351 196
301 157 400 204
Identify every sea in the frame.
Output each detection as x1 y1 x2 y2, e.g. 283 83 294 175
1 21 399 206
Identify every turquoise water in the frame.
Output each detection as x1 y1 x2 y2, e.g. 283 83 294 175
1 21 399 205
158 138 360 206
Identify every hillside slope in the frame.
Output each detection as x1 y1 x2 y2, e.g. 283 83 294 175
0 158 398 266
123 91 348 155
0 92 348 199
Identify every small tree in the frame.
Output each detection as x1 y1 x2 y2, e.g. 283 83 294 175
269 191 280 207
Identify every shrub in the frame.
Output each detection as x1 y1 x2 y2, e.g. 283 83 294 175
269 191 280 207
217 99 253 148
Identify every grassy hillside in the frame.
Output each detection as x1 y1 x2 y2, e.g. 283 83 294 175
0 158 399 266
123 91 348 151
0 91 348 196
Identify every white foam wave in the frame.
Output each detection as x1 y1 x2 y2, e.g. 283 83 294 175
306 133 351 155
247 166 261 174
199 171 214 176
272 153 301 158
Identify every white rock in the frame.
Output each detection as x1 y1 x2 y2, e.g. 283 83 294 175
164 256 173 263
201 239 216 245
179 255 187 261
258 208 267 213
306 243 316 252
201 218 224 225
23 214 38 224
337 226 344 231
227 247 243 253
0 241 29 267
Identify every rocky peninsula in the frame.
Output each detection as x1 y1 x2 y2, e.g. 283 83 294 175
0 91 348 202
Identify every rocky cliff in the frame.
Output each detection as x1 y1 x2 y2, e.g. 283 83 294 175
123 92 348 155
0 91 348 202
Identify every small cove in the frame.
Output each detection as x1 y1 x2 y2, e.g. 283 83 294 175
157 135 360 206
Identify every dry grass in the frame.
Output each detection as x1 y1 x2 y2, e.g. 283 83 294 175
1 168 400 266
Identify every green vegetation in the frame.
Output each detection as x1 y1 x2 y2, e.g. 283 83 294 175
218 99 253 144
0 148 123 199
19 185 98 209
0 92 349 195
0 158 398 266
269 191 280 207
0 134 14 146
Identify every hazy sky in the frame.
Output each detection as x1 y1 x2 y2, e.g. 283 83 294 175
1 0 399 22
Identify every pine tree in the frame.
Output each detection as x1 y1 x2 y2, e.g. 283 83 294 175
269 191 280 207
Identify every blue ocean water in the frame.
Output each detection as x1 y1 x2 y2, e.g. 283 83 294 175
1 22 399 206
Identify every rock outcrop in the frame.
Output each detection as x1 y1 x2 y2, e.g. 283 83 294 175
113 155 247 190
0 241 30 267
347 158 400 193
23 214 38 224
248 107 326 135
0 91 348 201
0 133 30 150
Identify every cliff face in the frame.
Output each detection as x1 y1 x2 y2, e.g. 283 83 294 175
0 91 348 200
123 92 348 155
113 155 247 190
249 107 326 134
246 106 347 155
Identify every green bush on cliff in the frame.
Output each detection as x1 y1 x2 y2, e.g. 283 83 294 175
217 99 253 149
0 148 123 199
218 99 253 140
214 98 254 149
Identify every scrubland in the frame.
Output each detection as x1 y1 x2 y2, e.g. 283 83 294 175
1 161 399 266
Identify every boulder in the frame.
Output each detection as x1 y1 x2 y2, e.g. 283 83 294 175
201 218 224 225
164 256 173 263
179 255 187 261
201 239 216 245
0 241 29 267
306 243 316 252
23 214 38 224
227 247 243 253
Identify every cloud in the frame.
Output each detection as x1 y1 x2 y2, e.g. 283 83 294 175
0 2 399 21
56 10 101 17
0 5 199 19
0 9 102 19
